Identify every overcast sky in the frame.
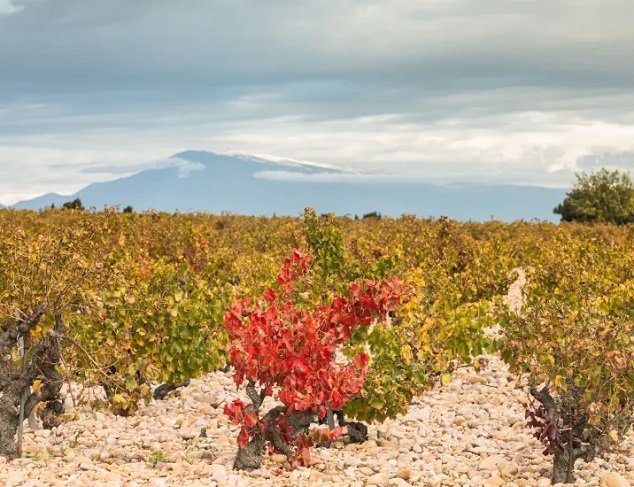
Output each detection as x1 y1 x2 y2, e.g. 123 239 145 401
1 0 633 204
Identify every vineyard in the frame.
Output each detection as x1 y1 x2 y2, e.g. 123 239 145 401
0 208 632 486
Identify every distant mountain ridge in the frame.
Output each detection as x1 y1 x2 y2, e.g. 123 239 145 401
12 151 566 222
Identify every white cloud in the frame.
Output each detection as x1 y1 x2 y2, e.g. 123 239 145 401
0 0 22 15
228 152 363 174
253 171 388 183
169 158 205 178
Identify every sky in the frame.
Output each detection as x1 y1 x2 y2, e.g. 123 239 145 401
1 0 634 204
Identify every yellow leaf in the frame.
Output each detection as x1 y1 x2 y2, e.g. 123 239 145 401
112 394 127 406
440 373 452 386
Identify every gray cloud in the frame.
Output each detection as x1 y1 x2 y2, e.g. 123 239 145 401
1 0 634 203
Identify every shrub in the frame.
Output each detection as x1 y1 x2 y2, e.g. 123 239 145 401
224 249 405 469
73 227 232 415
0 218 113 458
554 168 634 224
497 238 633 483
62 198 84 211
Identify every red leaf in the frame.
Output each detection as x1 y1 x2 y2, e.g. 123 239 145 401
238 428 249 449
331 389 343 409
224 399 245 425
350 282 361 298
354 353 369 369
263 288 277 302
244 410 258 428
300 447 311 467
329 426 347 440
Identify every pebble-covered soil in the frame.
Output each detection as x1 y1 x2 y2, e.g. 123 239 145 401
1 356 632 487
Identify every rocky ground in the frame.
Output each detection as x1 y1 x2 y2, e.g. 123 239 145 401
0 355 632 487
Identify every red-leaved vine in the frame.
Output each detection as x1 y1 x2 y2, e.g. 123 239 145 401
224 249 405 470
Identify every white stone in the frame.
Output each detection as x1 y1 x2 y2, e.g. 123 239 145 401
210 464 227 483
478 454 506 471
367 473 390 486
389 478 411 487
601 473 631 487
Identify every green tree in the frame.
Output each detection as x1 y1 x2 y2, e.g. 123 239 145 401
62 198 84 211
554 169 634 224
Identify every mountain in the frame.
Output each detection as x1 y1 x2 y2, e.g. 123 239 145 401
13 151 566 221
13 193 71 210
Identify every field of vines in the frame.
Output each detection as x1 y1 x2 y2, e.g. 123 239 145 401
0 207 632 486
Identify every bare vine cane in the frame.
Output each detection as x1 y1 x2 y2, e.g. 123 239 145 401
16 331 30 457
